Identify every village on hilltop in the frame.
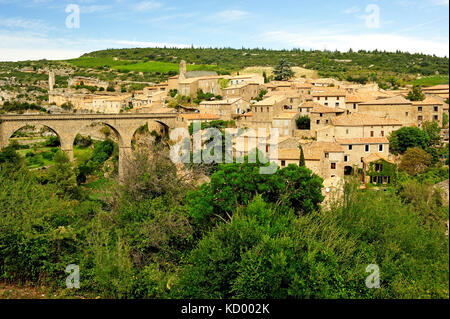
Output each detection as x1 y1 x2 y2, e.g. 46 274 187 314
1 59 449 191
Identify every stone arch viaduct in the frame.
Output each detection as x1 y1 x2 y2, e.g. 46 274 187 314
0 113 178 180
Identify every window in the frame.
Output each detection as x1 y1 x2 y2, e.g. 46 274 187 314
418 107 422 112
331 163 336 169
298 107 302 112
381 131 384 137
337 96 340 100
434 115 439 121
261 107 263 112
370 131 374 137
324 102 328 106
325 153 329 158
326 120 329 124
405 112 409 116
281 160 286 167
365 145 370 152
335 102 340 107
325 97 328 101
316 120 320 124
349 145 353 150
434 106 438 112
418 116 423 121
353 104 357 109
320 113 323 117
346 129 349 134
267 107 270 112
379 144 384 152
344 155 348 162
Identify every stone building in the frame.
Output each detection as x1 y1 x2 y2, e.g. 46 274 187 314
272 111 299 137
198 98 249 121
358 96 415 126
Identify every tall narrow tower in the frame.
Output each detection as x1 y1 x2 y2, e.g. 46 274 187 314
48 70 55 91
179 60 187 80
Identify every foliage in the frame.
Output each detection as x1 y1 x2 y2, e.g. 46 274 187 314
45 151 79 198
186 154 324 230
406 85 426 101
399 147 433 175
296 115 311 130
45 136 60 147
273 59 294 81
388 126 429 154
367 159 398 184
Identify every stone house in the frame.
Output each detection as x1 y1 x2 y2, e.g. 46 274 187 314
358 96 415 126
272 111 299 137
178 76 222 97
273 141 344 179
198 98 249 121
222 83 261 102
312 90 347 109
310 104 345 135
250 96 289 129
412 96 444 127
335 137 390 175
362 153 397 185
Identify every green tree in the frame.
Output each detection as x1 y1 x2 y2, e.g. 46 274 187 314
399 147 432 175
299 144 305 166
46 150 79 198
421 121 442 146
273 59 294 81
406 85 425 101
296 115 310 130
186 153 324 230
388 126 429 154
0 145 24 170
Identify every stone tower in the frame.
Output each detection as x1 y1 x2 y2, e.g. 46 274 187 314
179 60 187 80
48 70 55 91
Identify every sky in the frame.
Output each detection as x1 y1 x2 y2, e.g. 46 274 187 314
0 0 448 61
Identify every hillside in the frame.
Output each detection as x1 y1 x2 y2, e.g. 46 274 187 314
81 47 449 88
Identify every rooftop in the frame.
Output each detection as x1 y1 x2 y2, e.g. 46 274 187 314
336 137 389 144
359 95 411 105
332 113 401 126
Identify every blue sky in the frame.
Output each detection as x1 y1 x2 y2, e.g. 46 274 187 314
0 0 448 61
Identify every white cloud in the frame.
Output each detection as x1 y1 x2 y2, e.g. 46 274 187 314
430 0 449 5
341 6 361 14
0 17 51 31
210 10 251 22
133 1 163 11
262 30 449 57
80 5 111 14
0 30 190 61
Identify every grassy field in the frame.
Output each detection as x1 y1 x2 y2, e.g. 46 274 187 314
66 57 229 74
16 145 94 170
408 75 449 86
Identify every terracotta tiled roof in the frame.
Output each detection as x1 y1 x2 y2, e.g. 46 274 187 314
331 113 401 126
179 113 220 120
300 101 320 108
412 96 444 105
200 98 242 105
422 84 449 91
311 90 346 97
336 137 389 144
362 153 395 164
346 94 363 103
359 95 411 105
273 112 299 120
311 105 346 114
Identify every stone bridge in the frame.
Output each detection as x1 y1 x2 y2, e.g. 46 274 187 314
0 113 178 180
